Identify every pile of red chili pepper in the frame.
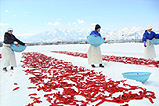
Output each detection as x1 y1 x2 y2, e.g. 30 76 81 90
21 52 156 106
51 51 159 68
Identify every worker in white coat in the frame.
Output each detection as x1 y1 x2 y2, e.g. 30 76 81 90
142 25 159 59
2 28 26 72
87 24 105 68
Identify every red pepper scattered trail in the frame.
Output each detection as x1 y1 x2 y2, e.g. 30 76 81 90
51 51 159 68
21 52 156 106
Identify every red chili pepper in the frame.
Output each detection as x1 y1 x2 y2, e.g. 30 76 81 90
13 87 20 91
148 98 154 104
14 83 18 85
30 96 40 99
27 87 37 89
95 100 105 106
0 54 2 59
28 93 37 96
120 104 129 106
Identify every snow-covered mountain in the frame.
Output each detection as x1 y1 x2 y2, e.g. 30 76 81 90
18 27 159 43
19 28 91 43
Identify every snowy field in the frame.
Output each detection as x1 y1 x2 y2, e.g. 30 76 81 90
0 43 159 106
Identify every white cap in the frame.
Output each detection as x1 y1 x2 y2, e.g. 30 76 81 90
147 25 153 30
7 28 13 31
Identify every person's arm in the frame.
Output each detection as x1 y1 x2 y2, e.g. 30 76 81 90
4 33 14 44
153 32 159 39
98 33 102 37
142 33 147 42
142 33 147 47
13 35 25 46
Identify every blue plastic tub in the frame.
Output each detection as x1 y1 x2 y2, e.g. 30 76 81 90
87 35 105 47
10 44 26 52
122 72 151 83
150 39 159 45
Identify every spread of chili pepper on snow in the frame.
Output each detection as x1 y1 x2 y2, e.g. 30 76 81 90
21 52 156 106
51 51 159 68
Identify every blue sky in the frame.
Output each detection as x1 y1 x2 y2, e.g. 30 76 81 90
0 0 159 39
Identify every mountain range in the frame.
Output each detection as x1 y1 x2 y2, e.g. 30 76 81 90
15 27 159 43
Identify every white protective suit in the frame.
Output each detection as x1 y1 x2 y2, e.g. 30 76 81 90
2 44 17 68
87 45 102 65
144 40 156 59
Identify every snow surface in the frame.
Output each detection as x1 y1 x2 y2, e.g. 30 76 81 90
0 43 159 106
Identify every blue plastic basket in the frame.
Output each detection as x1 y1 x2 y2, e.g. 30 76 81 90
150 39 159 45
10 44 26 52
87 35 105 47
122 72 151 83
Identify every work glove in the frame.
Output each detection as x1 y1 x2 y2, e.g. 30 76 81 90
14 41 19 47
143 41 146 47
